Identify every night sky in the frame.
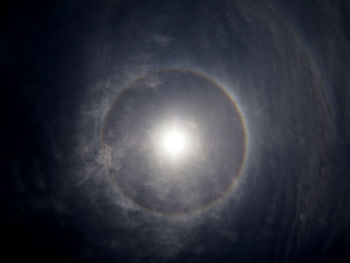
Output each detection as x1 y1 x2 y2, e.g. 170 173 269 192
2 1 350 262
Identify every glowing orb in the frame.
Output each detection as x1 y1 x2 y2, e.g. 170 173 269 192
162 128 187 156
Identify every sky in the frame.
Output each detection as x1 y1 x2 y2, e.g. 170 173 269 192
2 0 350 262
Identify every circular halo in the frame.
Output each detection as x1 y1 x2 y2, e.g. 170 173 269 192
101 69 247 215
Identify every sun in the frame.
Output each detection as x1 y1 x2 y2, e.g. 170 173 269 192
162 127 187 156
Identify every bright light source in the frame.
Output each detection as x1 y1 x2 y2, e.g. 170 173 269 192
162 128 186 156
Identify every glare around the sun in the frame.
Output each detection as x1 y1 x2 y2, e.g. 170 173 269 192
162 128 186 156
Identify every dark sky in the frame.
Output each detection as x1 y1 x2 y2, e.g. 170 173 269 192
2 1 350 262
